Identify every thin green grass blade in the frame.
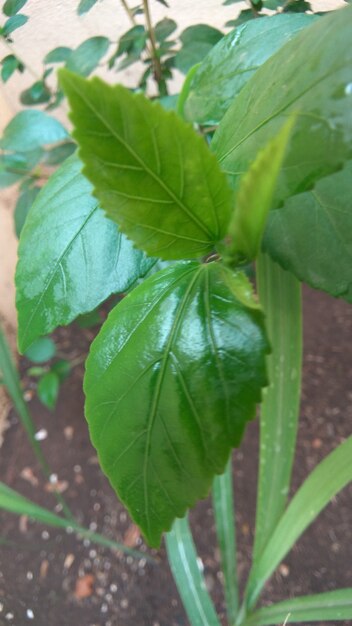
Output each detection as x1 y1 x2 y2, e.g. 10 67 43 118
0 481 152 560
244 436 352 612
212 455 239 623
253 253 302 561
165 516 221 626
242 589 352 625
0 325 74 521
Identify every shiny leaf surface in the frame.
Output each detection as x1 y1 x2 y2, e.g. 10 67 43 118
16 156 154 353
84 262 269 546
60 70 234 260
66 37 110 77
0 110 67 151
263 161 352 302
212 7 352 207
184 14 316 125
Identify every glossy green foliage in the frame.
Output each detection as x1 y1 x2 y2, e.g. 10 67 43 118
174 24 223 74
66 36 110 76
16 156 155 352
60 71 234 260
24 337 56 363
77 0 98 15
20 79 51 105
37 371 59 410
184 14 316 125
264 161 352 302
221 116 295 266
0 110 67 151
2 0 27 16
212 7 352 207
44 46 72 64
1 13 27 36
1 53 23 82
108 25 147 71
84 262 269 546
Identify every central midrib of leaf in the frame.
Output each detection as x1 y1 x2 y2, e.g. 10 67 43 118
142 265 204 537
69 81 216 241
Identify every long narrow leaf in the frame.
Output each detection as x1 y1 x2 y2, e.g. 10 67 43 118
212 455 239 623
253 253 302 560
242 589 352 625
0 325 73 521
245 436 352 611
166 516 221 626
0 481 151 560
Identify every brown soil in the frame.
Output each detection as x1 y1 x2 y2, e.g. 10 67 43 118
0 285 351 626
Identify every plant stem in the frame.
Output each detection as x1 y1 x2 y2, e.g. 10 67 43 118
119 0 137 25
142 0 168 96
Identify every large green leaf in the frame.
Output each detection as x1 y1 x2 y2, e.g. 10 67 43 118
16 156 154 353
84 262 269 546
212 6 352 207
60 70 234 260
263 161 352 302
0 110 67 151
174 24 223 75
184 14 316 126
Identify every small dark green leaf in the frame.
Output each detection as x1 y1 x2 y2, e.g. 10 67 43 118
154 18 177 42
284 0 311 12
51 359 71 381
175 24 223 74
225 10 254 28
3 0 27 16
85 262 269 546
0 110 67 151
25 337 56 363
75 309 101 328
2 13 28 35
264 161 352 302
184 14 317 125
44 142 76 165
1 53 23 81
60 71 234 260
212 6 352 208
77 0 98 15
155 0 169 5
27 365 47 377
16 156 155 352
109 25 147 69
66 36 110 76
37 371 59 410
20 80 51 105
14 186 40 237
44 46 72 64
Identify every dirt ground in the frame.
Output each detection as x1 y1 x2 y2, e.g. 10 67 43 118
0 284 351 626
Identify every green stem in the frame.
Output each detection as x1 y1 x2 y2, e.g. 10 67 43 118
142 0 168 97
119 0 137 25
212 455 239 624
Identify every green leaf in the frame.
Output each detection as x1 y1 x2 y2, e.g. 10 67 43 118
77 0 98 15
16 156 154 353
0 481 148 558
184 14 317 126
175 24 223 74
253 253 302 561
51 359 71 381
212 6 352 208
66 36 110 76
37 371 59 410
44 46 72 64
244 435 352 611
2 13 28 35
284 0 311 12
220 115 295 265
108 26 147 69
14 186 40 237
212 457 239 623
84 262 269 546
263 161 352 302
75 309 101 328
60 71 234 260
1 53 23 82
0 110 67 151
24 337 56 363
3 0 27 16
20 80 51 105
44 142 76 165
243 589 352 625
166 517 221 626
155 17 177 42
